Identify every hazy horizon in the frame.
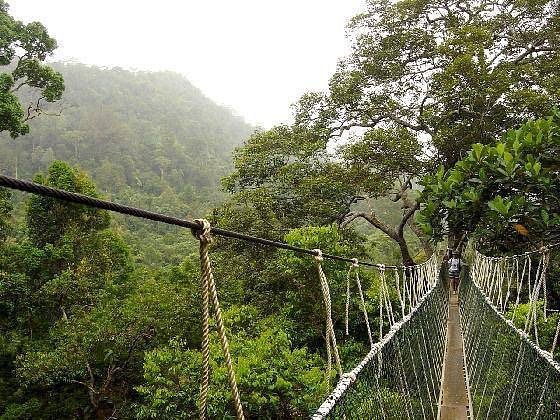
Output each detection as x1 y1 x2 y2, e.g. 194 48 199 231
9 0 364 128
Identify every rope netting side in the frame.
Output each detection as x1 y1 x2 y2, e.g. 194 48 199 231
462 247 560 419
469 247 559 355
312 253 447 419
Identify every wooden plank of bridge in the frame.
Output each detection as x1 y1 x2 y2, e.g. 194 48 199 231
438 292 470 420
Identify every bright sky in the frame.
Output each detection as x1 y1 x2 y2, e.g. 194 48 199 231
9 0 364 128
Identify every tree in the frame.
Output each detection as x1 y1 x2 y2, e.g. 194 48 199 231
0 161 133 417
345 0 557 239
136 306 327 419
296 0 560 165
222 122 429 265
221 125 356 236
419 109 560 254
223 0 560 262
0 0 64 138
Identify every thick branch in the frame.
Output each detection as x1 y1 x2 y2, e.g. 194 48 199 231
341 211 399 240
398 201 419 236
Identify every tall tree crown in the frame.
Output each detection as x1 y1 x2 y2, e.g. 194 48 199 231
295 0 560 166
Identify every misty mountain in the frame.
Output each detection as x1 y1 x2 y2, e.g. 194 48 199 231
0 63 253 263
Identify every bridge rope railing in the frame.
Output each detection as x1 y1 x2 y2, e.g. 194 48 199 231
312 252 447 419
462 245 560 419
0 174 443 419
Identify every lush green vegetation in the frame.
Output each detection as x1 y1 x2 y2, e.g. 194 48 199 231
0 171 387 417
420 109 560 253
1 0 559 418
221 0 560 261
0 61 253 266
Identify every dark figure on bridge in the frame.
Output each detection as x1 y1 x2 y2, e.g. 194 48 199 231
448 252 462 294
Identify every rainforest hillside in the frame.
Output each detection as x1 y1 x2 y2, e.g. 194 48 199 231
0 63 253 264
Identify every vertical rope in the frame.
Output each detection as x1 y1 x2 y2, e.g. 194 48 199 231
313 249 343 389
379 265 395 326
345 261 353 336
345 258 374 347
192 219 245 420
550 316 560 355
394 267 406 319
356 267 374 347
524 253 545 337
511 256 528 319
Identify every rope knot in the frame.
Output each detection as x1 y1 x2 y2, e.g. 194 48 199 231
191 218 212 244
313 249 324 262
379 264 385 272
351 258 359 268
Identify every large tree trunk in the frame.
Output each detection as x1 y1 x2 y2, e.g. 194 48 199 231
397 237 415 266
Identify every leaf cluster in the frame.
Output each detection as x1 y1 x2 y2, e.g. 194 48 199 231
419 109 560 252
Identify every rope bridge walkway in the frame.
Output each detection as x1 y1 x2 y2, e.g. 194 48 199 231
439 293 469 419
2 174 560 419
312 257 447 419
463 247 560 419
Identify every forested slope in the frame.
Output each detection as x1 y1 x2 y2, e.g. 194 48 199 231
0 63 253 264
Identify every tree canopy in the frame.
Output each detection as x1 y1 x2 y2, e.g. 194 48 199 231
0 0 64 138
219 0 560 264
296 0 560 166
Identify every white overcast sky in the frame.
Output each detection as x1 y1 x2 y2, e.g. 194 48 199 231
10 0 364 128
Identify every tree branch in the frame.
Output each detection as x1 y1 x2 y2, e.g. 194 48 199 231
398 201 419 236
341 211 400 240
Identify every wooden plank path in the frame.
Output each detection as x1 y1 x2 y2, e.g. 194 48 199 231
438 292 470 420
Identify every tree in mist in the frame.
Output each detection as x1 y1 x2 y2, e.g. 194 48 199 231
0 0 64 138
223 0 560 261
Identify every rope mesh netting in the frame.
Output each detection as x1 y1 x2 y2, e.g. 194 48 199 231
312 255 448 419
462 247 560 419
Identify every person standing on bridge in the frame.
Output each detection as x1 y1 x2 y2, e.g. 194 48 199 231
448 252 462 294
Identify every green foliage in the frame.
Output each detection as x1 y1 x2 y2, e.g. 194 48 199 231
0 62 252 266
507 301 560 354
221 125 355 239
276 225 392 350
0 162 137 416
419 110 560 252
341 127 423 195
26 160 109 246
136 306 327 419
0 187 11 241
218 121 427 265
0 0 64 138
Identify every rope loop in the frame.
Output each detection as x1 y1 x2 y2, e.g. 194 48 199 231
351 258 359 267
313 248 342 390
313 248 324 262
191 218 212 244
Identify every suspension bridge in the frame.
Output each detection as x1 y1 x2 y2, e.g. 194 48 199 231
1 174 559 419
